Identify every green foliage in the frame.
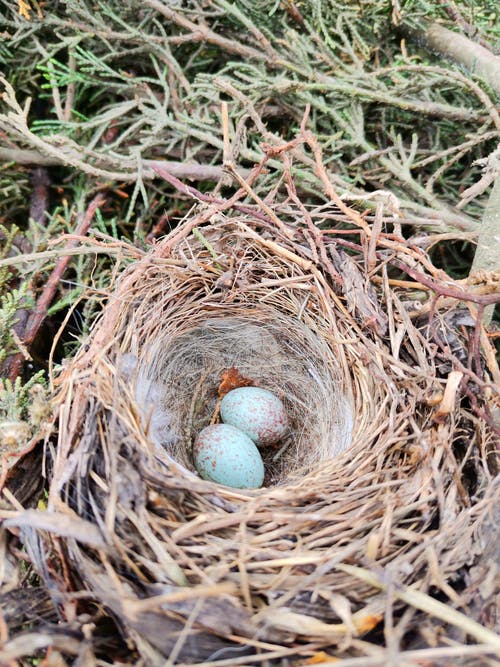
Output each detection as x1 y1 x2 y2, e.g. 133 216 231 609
0 282 34 364
4 0 497 226
0 371 46 423
0 224 19 259
0 0 498 379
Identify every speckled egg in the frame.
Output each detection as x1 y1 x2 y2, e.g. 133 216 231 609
193 424 264 488
220 387 288 446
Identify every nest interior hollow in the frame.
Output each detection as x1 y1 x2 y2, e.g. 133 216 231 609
129 312 354 485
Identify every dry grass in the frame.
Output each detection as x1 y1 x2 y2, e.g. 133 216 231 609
1 139 499 666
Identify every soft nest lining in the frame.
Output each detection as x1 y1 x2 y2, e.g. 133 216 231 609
128 313 353 486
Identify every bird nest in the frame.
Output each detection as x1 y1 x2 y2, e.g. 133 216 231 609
8 166 499 665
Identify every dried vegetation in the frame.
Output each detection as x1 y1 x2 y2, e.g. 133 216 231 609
0 1 499 665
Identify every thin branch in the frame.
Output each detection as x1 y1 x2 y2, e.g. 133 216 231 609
5 193 106 381
143 0 269 63
395 261 500 306
437 0 493 50
0 146 251 182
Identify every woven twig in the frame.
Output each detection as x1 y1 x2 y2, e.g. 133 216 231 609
7 146 498 666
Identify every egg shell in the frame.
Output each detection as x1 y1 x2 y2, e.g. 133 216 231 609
220 386 288 446
194 423 264 489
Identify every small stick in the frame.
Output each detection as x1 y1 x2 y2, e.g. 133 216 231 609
395 261 500 306
150 164 218 203
63 52 76 122
151 162 288 233
221 101 231 164
210 398 222 425
7 193 106 381
367 201 383 272
226 163 295 240
282 151 343 285
300 116 371 235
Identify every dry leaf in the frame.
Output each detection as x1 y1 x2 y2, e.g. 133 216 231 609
218 366 254 397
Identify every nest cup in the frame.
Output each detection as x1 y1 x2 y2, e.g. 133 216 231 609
128 312 353 485
109 218 370 490
27 212 497 665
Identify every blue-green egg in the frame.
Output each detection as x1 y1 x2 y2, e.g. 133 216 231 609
220 386 288 446
194 423 264 488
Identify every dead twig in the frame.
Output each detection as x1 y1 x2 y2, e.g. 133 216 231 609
395 261 500 307
5 193 106 381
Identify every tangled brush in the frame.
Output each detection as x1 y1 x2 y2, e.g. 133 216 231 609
7 139 499 665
